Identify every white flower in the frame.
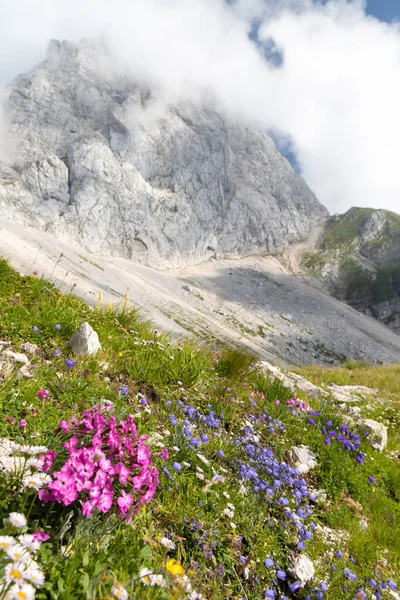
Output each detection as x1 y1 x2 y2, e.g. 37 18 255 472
22 474 45 491
0 535 16 550
219 467 228 474
230 522 237 529
151 573 166 587
196 473 205 481
26 458 44 469
18 536 40 553
172 446 180 452
8 513 27 528
183 462 191 468
111 585 128 599
188 592 203 600
222 508 234 518
19 446 48 456
227 503 235 511
37 474 52 485
196 466 203 473
176 574 192 592
8 582 36 600
6 544 31 563
4 562 27 584
223 491 230 499
160 537 175 550
139 567 153 585
25 568 45 587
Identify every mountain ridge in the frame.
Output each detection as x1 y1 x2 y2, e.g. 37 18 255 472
0 39 327 269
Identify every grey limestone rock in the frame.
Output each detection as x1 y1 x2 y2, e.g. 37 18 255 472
363 418 388 452
0 39 328 269
289 554 315 586
68 322 101 355
292 445 318 474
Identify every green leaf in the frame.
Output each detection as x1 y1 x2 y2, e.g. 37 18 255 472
140 545 152 559
81 573 90 591
94 561 107 576
82 549 89 567
57 578 65 594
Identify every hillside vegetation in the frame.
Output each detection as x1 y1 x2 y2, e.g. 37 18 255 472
0 259 399 600
302 208 400 332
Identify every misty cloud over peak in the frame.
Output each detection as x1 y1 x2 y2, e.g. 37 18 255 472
1 0 400 214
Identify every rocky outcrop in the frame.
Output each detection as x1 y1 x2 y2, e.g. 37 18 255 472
0 39 328 269
301 207 400 333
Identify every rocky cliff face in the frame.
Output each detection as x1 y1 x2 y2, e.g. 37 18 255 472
0 39 328 269
301 208 400 332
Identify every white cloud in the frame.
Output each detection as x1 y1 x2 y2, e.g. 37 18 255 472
1 0 400 214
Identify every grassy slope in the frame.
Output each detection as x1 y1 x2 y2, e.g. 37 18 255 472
303 208 400 310
0 259 399 600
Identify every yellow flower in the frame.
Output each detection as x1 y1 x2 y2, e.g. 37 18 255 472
118 352 123 357
166 559 184 576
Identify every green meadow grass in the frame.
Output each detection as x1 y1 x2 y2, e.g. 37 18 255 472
0 258 399 599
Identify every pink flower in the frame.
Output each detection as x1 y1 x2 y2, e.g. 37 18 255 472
274 400 281 405
37 389 50 399
63 437 78 452
59 420 70 432
33 530 50 542
98 490 114 513
6 416 15 425
82 499 98 517
161 448 169 461
18 419 27 427
117 490 133 515
38 489 56 503
115 462 130 485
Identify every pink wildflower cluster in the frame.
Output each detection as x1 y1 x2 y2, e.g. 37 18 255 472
274 397 309 411
38 406 159 519
287 397 309 411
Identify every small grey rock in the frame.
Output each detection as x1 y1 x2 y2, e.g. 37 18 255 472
289 554 315 586
21 342 38 354
68 322 101 355
2 350 30 365
363 418 388 452
292 445 318 474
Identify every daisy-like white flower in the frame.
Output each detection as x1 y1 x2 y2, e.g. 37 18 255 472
25 569 45 587
36 474 52 485
8 513 27 528
223 491 230 499
176 574 192 592
22 474 45 491
19 446 47 456
6 544 31 563
160 537 175 550
18 535 41 552
139 567 152 585
222 508 234 518
188 593 203 600
4 562 27 583
111 584 128 599
0 535 16 550
230 522 237 529
9 582 36 600
26 458 44 469
151 573 166 587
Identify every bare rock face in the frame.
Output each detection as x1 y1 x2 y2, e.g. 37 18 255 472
0 39 328 269
68 322 101 355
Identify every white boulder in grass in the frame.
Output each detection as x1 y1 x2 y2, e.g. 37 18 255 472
292 445 318 474
68 322 101 355
363 418 388 452
289 554 315 586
